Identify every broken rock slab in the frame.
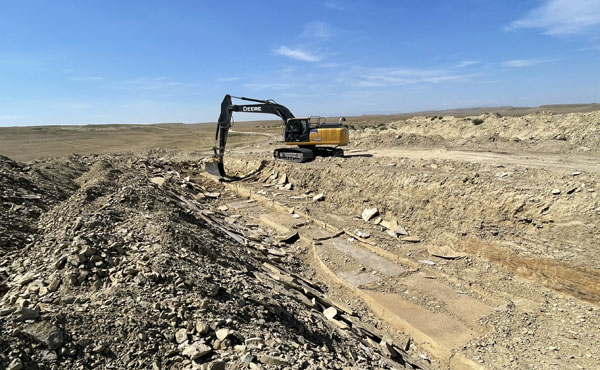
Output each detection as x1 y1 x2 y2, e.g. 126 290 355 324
205 360 226 370
427 245 466 259
258 354 289 366
7 359 23 370
313 193 325 202
324 307 338 320
278 173 288 185
150 177 165 186
13 307 40 322
362 208 379 222
400 236 421 243
215 328 230 341
277 231 299 244
381 220 409 236
394 224 408 236
20 321 64 349
380 339 399 358
380 219 395 230
182 342 212 360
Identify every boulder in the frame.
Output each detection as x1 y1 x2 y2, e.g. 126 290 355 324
20 321 64 349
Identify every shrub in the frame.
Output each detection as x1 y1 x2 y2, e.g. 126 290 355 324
472 118 485 126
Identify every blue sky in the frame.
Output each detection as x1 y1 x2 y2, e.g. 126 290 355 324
1 0 599 126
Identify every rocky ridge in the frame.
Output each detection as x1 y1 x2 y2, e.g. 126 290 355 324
351 110 600 153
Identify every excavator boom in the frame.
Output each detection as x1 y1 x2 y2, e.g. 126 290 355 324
206 94 294 179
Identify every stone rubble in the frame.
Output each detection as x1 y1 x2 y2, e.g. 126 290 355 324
0 153 425 369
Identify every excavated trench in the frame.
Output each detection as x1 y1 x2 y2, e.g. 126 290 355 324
204 150 600 369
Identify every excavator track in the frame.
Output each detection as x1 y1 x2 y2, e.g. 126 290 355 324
313 147 344 157
273 147 315 162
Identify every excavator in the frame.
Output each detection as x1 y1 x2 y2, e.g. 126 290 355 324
206 94 349 179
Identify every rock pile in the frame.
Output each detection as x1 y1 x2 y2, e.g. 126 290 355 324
0 154 85 253
1 153 423 369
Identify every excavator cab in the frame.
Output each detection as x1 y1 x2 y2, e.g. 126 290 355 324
285 118 310 143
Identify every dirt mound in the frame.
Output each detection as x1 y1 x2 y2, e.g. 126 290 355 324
1 153 420 369
352 110 600 153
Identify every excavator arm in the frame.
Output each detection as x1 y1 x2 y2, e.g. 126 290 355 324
206 94 294 179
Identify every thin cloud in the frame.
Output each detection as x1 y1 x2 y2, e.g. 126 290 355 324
454 60 480 68
507 0 600 35
354 67 477 87
119 77 182 90
502 58 553 67
71 76 104 81
274 46 321 62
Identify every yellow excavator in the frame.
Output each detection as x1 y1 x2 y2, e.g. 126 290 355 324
206 94 349 179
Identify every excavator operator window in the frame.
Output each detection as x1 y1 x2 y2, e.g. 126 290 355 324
286 119 310 142
288 119 301 133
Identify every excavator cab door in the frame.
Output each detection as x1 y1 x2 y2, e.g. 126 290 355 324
285 118 310 143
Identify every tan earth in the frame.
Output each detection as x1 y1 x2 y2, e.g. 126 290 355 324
1 105 599 369
209 108 600 369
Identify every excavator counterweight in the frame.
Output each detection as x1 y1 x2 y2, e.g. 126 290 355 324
206 94 349 179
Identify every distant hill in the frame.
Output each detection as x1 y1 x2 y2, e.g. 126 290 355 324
343 103 600 123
